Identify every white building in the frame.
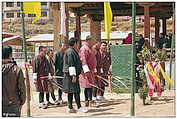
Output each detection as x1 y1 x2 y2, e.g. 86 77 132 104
2 2 52 23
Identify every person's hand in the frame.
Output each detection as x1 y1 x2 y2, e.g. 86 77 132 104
72 76 77 83
94 72 97 76
85 72 90 77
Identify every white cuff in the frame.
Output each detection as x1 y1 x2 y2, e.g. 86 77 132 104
109 65 112 72
48 73 52 79
82 65 90 73
69 67 76 76
33 73 37 79
100 68 103 73
94 68 97 73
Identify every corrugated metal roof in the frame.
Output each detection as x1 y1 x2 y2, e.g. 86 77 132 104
2 36 21 43
27 34 53 42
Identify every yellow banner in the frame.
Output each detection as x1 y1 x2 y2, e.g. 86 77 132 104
23 2 41 23
158 63 174 85
104 2 112 40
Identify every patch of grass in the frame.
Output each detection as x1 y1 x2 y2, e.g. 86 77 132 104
112 88 131 93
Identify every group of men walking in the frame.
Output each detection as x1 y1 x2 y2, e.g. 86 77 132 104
32 36 111 113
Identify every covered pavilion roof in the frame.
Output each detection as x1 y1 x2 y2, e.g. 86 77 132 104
67 2 173 19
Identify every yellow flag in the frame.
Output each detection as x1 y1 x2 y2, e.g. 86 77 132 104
23 2 41 23
147 63 160 83
158 63 174 85
104 2 112 40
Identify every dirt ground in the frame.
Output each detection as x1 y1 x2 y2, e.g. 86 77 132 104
21 89 175 118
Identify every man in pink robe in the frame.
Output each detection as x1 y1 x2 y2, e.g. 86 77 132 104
79 36 97 107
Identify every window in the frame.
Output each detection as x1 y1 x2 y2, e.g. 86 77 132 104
17 13 21 17
41 2 47 6
17 2 20 7
28 14 36 17
41 12 47 17
6 2 14 7
6 13 14 18
2 13 4 19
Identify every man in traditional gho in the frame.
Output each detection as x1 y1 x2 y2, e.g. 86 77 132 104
46 48 60 105
96 41 111 101
63 37 88 113
32 46 50 109
79 36 97 107
54 43 68 104
92 41 101 102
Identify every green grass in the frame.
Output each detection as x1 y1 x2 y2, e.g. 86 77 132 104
112 88 131 93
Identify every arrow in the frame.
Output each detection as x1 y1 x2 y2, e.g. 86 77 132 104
40 76 64 79
49 79 63 89
96 75 121 89
88 83 104 92
112 76 129 89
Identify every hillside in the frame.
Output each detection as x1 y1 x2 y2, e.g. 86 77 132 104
2 17 173 38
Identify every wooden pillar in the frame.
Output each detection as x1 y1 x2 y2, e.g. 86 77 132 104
75 13 81 47
52 3 60 51
155 17 160 47
144 6 150 39
65 9 69 42
90 18 101 42
76 14 81 40
162 18 167 35
60 4 69 44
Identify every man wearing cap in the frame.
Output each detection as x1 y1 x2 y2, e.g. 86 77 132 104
79 35 97 107
63 37 88 113
2 46 26 117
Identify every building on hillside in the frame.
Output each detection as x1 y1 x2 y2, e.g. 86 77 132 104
114 16 144 22
2 2 52 23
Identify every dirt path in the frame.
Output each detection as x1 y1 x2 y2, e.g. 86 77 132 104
21 89 175 117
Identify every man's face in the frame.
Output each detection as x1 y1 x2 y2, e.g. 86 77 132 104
73 42 79 51
49 50 54 58
88 40 95 47
96 42 101 49
100 43 107 52
41 48 47 56
61 44 68 51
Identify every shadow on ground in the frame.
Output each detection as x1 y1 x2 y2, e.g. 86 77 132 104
97 99 128 108
144 96 174 106
88 107 114 113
